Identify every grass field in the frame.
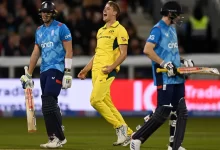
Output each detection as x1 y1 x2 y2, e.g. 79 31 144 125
0 117 219 150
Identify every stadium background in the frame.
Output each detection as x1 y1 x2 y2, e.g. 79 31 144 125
0 0 220 149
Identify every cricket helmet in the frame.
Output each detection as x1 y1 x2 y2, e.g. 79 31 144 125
160 1 183 25
160 1 183 17
39 1 57 17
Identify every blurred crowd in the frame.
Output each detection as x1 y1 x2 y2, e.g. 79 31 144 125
0 0 146 57
0 0 216 57
0 0 218 78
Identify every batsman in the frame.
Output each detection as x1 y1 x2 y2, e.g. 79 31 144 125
20 1 72 148
130 1 194 150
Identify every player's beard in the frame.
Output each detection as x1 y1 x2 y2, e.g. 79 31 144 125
42 14 53 24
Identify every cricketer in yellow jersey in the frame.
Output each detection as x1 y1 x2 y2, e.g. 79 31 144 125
78 1 133 146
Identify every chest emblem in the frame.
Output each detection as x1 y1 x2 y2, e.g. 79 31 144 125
51 30 54 36
109 30 114 33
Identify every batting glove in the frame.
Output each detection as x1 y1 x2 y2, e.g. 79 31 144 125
62 69 72 89
181 59 194 67
160 61 177 77
20 72 34 89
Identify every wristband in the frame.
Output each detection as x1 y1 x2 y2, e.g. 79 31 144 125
160 60 165 67
65 58 72 69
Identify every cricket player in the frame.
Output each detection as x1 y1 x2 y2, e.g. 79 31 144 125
20 1 72 148
130 1 194 150
78 1 133 146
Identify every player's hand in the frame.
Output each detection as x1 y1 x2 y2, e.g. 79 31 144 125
181 59 194 67
77 69 88 80
102 65 114 74
160 61 177 77
62 69 72 89
20 72 34 89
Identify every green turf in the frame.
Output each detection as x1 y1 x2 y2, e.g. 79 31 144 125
0 117 219 150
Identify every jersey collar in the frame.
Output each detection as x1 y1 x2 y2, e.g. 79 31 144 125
103 21 119 29
43 19 55 27
160 20 169 28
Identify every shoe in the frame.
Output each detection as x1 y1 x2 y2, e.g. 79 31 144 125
121 136 131 146
61 138 67 145
40 136 62 149
40 139 51 149
168 145 186 150
130 139 141 150
113 125 128 146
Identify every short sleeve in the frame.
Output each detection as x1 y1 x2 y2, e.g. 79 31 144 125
146 27 161 44
117 27 129 45
35 32 38 45
59 24 72 41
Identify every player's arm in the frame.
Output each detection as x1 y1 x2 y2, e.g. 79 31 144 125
20 44 39 89
144 27 176 77
143 42 163 65
111 44 127 69
102 27 128 74
78 28 100 79
143 27 163 64
63 40 73 70
60 24 73 71
78 55 94 80
60 24 73 88
28 44 41 75
82 56 94 72
112 28 129 68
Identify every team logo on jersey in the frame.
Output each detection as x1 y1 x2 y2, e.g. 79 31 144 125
109 30 114 33
65 33 71 39
121 37 127 41
168 42 178 49
51 30 54 36
149 35 155 40
41 42 54 48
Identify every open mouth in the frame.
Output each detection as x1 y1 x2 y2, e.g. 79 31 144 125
42 17 48 20
103 13 107 17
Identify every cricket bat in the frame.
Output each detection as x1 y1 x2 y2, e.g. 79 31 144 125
156 67 220 76
24 66 37 133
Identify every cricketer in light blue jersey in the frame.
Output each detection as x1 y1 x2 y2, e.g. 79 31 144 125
20 1 73 148
35 20 72 73
130 1 195 150
147 20 184 86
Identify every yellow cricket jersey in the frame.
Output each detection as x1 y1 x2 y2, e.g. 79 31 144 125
92 21 129 72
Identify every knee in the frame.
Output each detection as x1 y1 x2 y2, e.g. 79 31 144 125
90 93 103 108
41 95 58 115
90 98 100 109
154 105 172 122
90 99 96 108
90 95 97 106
